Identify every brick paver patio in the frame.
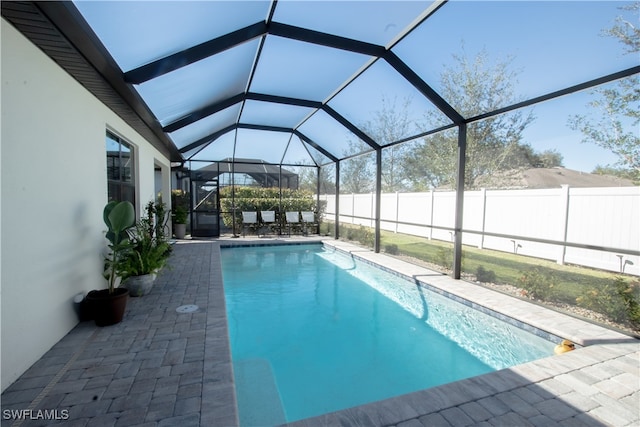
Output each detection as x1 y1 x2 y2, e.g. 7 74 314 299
1 239 638 426
2 240 235 427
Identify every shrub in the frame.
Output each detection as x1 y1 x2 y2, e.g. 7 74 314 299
171 190 189 224
320 221 333 236
117 203 172 280
117 222 171 279
346 228 355 240
172 206 188 224
517 268 556 301
385 243 399 255
218 186 323 228
171 189 189 210
144 199 170 243
357 226 374 247
576 277 640 326
476 265 497 283
337 224 374 247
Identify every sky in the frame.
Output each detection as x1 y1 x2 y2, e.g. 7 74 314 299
74 0 639 174
382 0 638 173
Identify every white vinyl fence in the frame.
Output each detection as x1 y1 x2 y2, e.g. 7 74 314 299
320 185 640 276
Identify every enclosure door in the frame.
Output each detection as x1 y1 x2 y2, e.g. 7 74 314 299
191 178 220 237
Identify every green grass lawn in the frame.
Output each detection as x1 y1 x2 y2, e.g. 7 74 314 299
379 231 615 300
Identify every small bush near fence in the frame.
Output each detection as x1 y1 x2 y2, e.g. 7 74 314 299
171 189 189 211
476 266 497 283
577 277 640 327
335 223 374 248
219 186 324 229
517 268 557 301
385 244 399 255
348 226 374 247
320 221 333 236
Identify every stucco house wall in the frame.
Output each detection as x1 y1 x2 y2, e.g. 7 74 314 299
1 18 171 391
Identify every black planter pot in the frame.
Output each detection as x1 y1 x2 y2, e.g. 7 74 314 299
85 288 129 326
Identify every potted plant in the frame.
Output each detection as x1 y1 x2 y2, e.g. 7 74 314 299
119 211 171 297
85 201 135 326
172 205 188 239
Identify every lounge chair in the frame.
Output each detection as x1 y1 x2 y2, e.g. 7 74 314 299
301 211 317 235
241 211 258 237
259 210 277 236
285 211 301 236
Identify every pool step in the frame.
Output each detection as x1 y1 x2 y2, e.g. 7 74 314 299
234 358 287 426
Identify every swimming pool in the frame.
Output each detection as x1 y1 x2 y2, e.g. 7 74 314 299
221 243 556 425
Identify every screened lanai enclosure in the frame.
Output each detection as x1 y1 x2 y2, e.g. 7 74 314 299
4 1 638 326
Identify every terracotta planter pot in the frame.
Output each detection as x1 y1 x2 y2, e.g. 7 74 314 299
85 288 129 326
123 274 156 297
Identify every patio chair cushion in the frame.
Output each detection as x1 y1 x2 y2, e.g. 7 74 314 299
242 212 258 223
261 211 276 223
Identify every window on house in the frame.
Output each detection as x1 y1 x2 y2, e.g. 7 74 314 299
106 130 136 205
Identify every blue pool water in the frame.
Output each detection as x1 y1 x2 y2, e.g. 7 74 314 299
221 244 555 425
